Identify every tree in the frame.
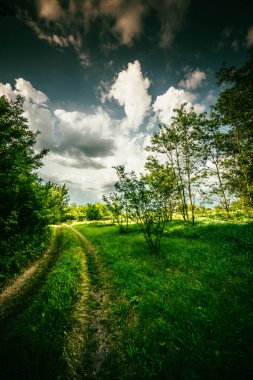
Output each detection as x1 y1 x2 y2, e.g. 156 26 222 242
147 104 205 223
111 165 173 254
0 95 48 240
103 193 126 232
44 182 70 223
215 53 253 208
200 112 231 217
0 95 70 287
85 203 101 220
144 156 177 220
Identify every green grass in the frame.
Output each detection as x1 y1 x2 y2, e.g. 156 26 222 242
76 220 253 379
0 226 52 291
0 227 86 380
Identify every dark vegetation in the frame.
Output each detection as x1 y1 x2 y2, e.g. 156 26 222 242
0 96 69 289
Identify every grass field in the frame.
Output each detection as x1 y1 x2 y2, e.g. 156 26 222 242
76 220 253 379
0 220 252 379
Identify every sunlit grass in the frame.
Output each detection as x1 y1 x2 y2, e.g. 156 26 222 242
76 220 253 379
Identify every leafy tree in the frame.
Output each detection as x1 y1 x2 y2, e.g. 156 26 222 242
147 104 205 223
103 193 127 232
200 112 231 217
111 165 173 254
0 95 47 240
144 156 177 220
44 182 70 223
215 53 253 208
85 203 101 220
0 95 70 287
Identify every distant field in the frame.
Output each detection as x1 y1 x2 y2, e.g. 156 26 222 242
0 220 252 379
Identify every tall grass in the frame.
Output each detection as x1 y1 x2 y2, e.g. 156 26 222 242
76 220 253 379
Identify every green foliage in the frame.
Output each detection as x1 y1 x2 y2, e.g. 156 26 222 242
103 192 127 232
65 202 109 222
0 96 70 288
110 165 174 254
85 203 102 220
215 52 253 208
147 104 206 223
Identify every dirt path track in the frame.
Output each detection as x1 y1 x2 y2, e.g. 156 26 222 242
66 225 111 379
0 227 61 335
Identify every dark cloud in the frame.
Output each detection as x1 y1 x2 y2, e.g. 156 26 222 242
101 181 117 193
51 132 115 158
55 156 106 169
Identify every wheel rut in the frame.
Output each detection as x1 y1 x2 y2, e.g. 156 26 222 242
66 225 111 379
0 227 62 338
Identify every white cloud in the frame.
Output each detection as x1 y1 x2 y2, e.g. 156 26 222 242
15 78 48 104
0 78 150 203
0 76 209 203
179 69 206 90
107 60 151 130
246 26 253 47
153 86 205 125
0 83 17 101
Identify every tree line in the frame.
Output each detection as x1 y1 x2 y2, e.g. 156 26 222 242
103 53 253 253
0 95 69 287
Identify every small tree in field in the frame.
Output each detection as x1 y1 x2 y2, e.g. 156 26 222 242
103 193 126 232
111 165 173 254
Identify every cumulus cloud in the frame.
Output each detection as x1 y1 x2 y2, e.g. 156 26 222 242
179 69 206 90
15 78 48 104
53 109 115 158
153 86 205 125
246 26 253 47
0 77 151 203
0 83 17 101
107 60 151 130
0 79 114 162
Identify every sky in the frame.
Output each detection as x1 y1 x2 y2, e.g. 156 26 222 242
0 0 253 204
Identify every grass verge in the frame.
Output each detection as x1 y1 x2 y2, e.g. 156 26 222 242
0 226 87 380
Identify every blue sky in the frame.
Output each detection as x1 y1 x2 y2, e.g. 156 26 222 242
0 0 253 203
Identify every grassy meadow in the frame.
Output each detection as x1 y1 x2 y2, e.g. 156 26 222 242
0 219 252 379
76 220 253 379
